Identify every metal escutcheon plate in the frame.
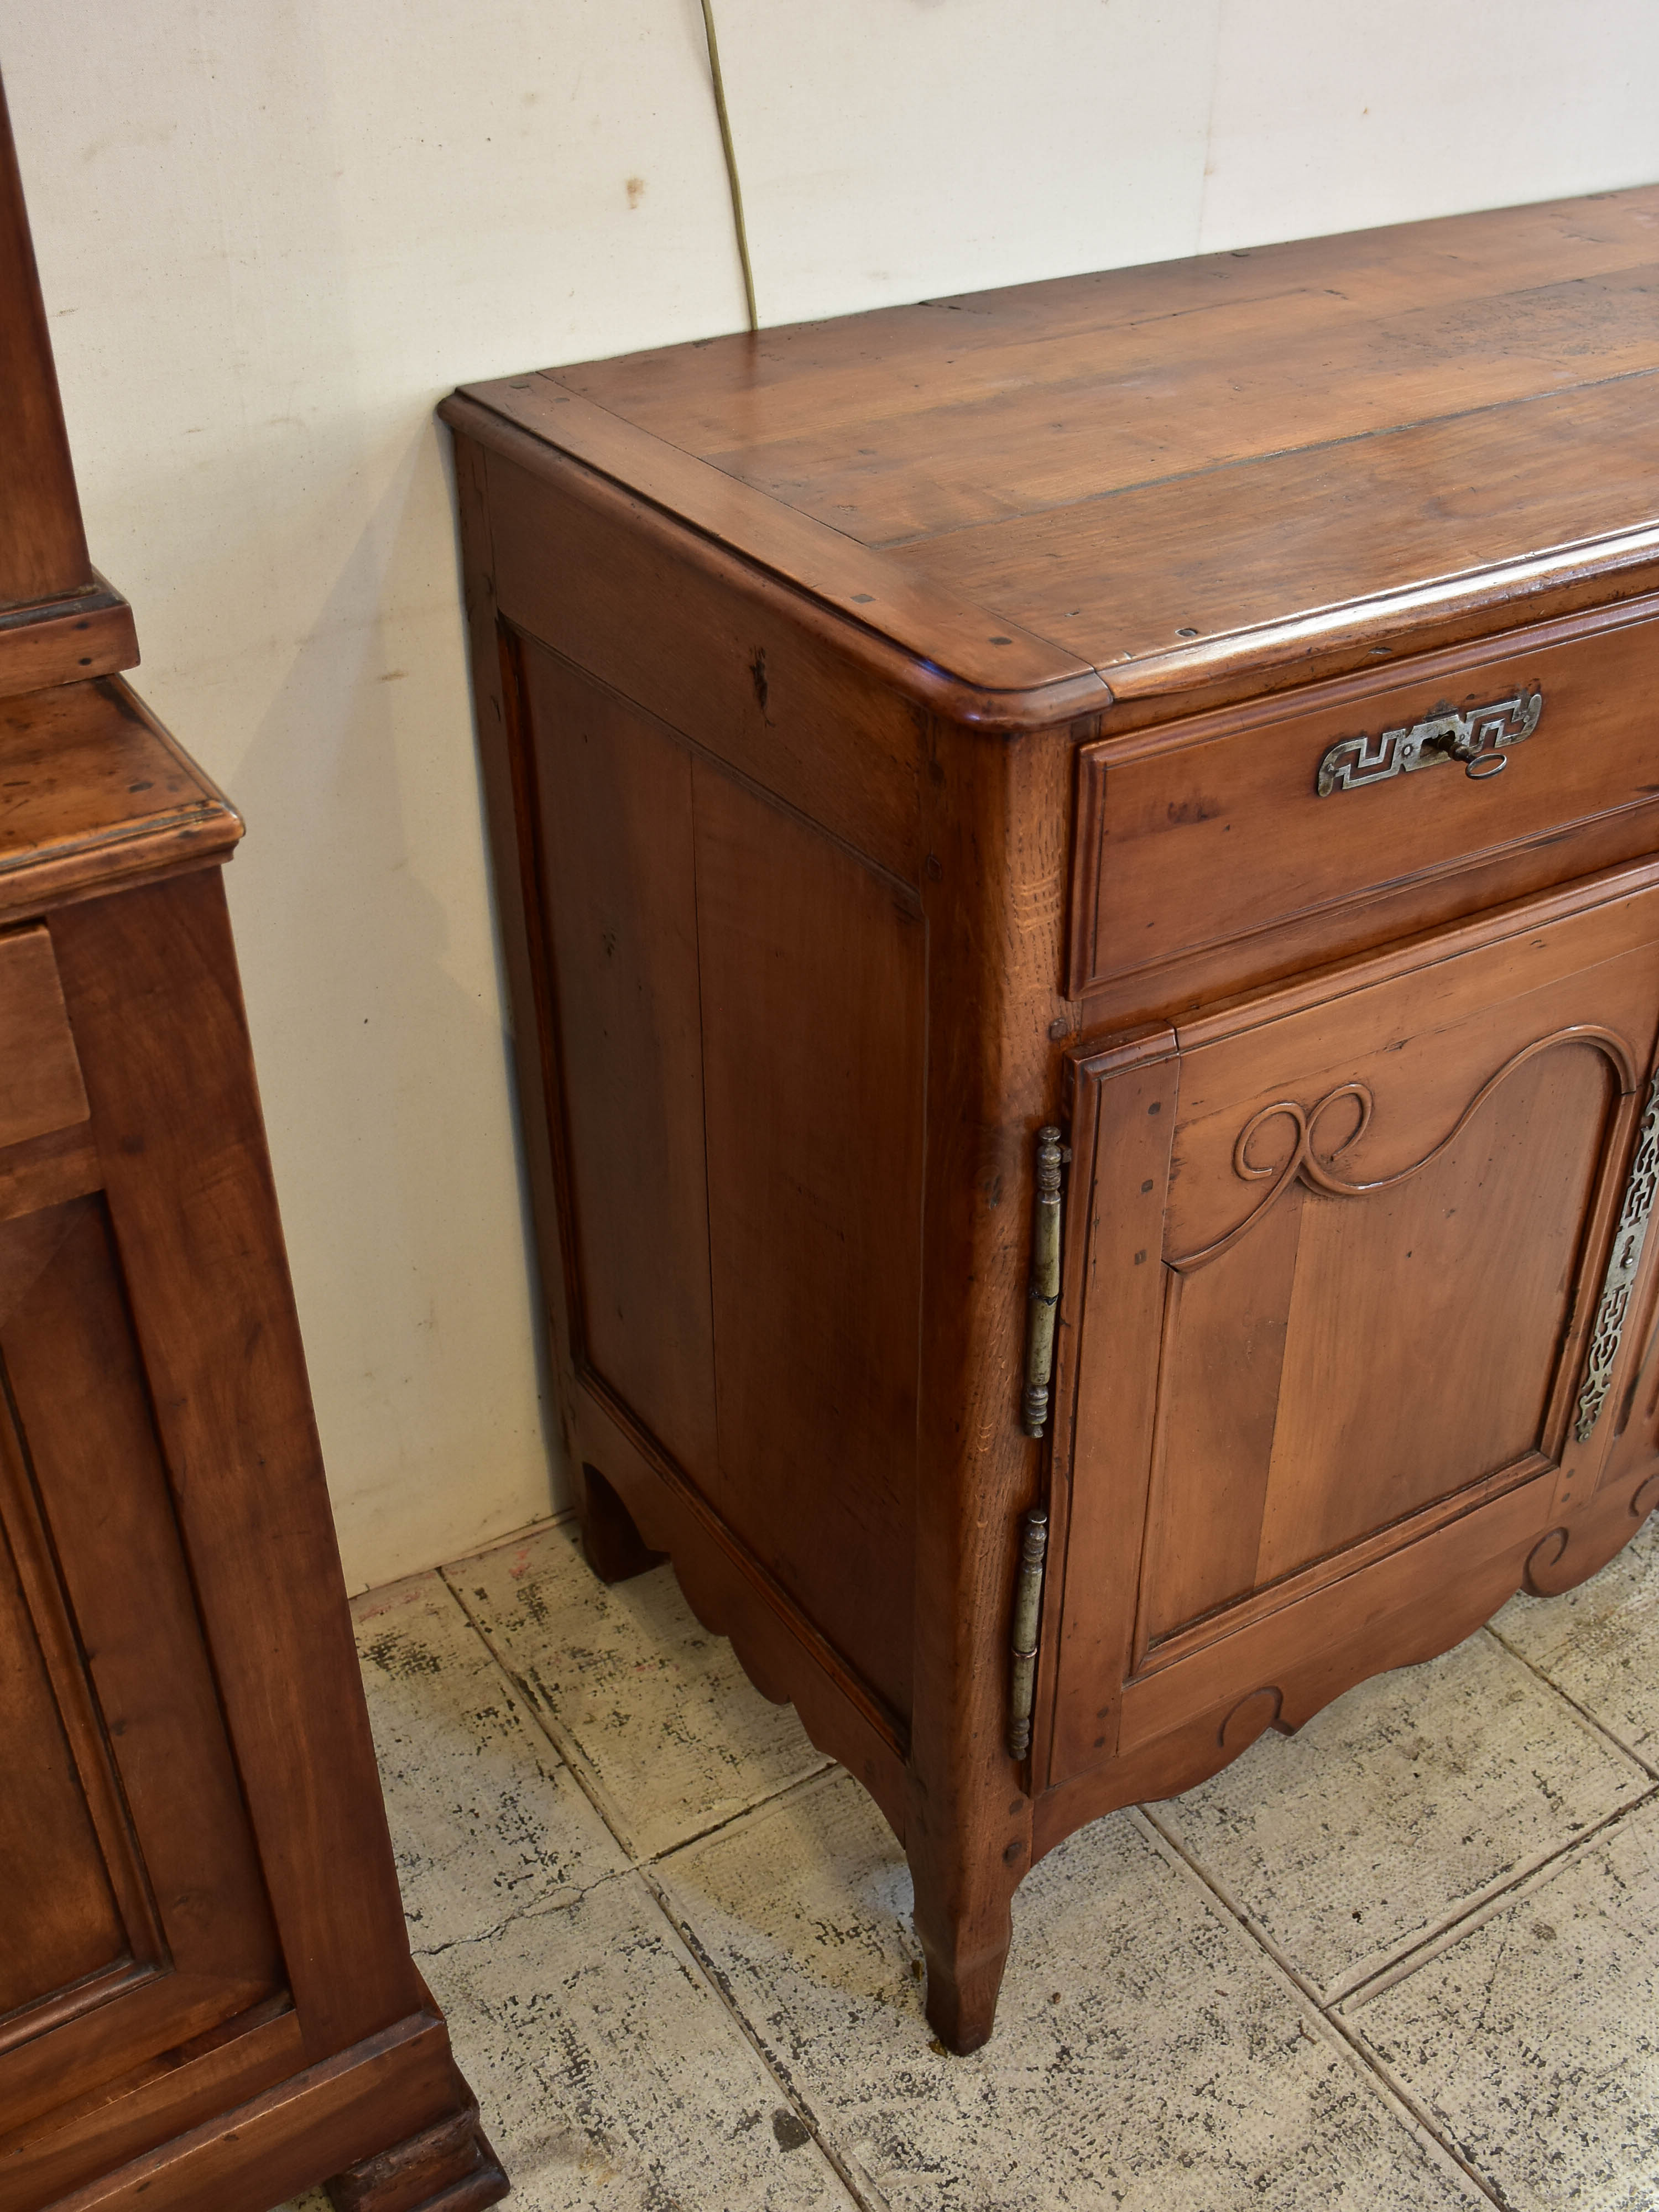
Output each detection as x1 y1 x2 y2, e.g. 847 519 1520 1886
1317 688 1543 796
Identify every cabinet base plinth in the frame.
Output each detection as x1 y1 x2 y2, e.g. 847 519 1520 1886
325 2101 508 2212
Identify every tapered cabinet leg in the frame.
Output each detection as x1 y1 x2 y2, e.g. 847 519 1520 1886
575 1459 666 1585
324 2099 508 2212
910 1847 1019 2056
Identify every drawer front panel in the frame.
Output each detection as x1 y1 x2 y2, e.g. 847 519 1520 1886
0 923 88 1146
1072 613 1659 997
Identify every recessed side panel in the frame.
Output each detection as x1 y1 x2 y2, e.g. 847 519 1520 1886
0 1498 129 2025
518 639 719 1481
0 1194 284 2137
0 925 88 1147
694 766 925 1726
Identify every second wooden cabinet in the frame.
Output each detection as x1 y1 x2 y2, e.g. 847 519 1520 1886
444 182 1659 2052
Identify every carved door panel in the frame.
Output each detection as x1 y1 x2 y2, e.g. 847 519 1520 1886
1047 869 1659 1786
0 1194 284 2139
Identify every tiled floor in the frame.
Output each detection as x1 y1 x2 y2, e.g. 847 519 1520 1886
281 1513 1659 2212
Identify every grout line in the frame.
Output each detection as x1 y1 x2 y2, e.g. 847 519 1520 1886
1136 1806 1512 2211
1480 1619 1659 1780
435 1561 847 1870
1319 2024 1519 2212
408 1875 623 1962
645 1760 841 1864
417 1580 872 2207
1333 1788 1659 2010
436 1566 645 1854
1318 1776 1659 2010
637 1856 882 2212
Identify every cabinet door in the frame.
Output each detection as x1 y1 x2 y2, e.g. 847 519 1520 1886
1047 868 1659 1786
0 1194 284 2141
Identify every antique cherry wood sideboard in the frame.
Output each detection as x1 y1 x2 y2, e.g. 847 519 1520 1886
0 75 505 2212
442 185 1659 2052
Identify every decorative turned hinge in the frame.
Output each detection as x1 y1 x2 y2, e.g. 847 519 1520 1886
1021 1124 1070 1438
1573 1068 1659 1442
1007 1506 1049 1761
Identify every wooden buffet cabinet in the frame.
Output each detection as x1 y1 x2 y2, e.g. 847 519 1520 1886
0 77 505 2212
443 185 1659 2053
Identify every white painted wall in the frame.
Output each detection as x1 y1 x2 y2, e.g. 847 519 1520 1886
2 3 1653 1590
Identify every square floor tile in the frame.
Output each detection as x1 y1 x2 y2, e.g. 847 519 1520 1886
353 1571 629 1952
652 1771 1484 2211
442 1523 828 1858
1340 1797 1659 2212
353 1569 855 2210
264 1870 858 2212
1148 1626 1650 2003
1491 1512 1659 1773
425 1866 858 2211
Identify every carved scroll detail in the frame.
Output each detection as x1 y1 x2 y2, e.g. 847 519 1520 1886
1524 1526 1573 1596
1172 1025 1636 1274
1219 1685 1284 1750
1572 1067 1659 1443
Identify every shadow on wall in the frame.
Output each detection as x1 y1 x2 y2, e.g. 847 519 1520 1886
220 410 561 1587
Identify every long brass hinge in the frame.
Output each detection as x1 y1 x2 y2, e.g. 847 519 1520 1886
1574 1066 1659 1441
1007 1506 1049 1760
1008 1125 1067 1759
1021 1123 1070 1437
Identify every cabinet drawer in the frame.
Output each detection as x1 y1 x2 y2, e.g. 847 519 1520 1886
1071 613 1659 996
0 924 88 1145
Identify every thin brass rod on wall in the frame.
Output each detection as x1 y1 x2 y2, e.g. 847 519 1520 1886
698 0 759 332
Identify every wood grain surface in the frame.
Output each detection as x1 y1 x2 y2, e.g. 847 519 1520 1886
0 680 241 919
460 186 1659 711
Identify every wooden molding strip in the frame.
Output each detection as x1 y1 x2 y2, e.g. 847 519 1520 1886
1135 1451 1553 1681
0 577 138 703
1084 582 1659 771
1099 521 1659 707
49 2011 459 2212
0 1124 102 1223
0 680 242 924
1175 854 1659 1052
1117 1469 1554 1756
